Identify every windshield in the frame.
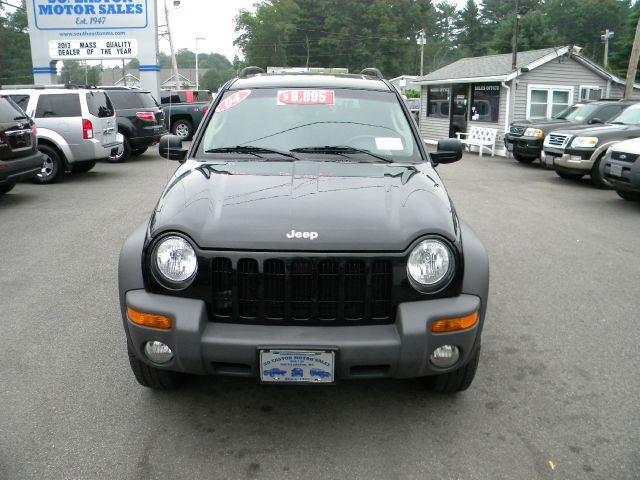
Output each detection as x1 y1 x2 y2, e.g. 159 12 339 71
554 103 598 122
608 105 640 125
198 88 422 163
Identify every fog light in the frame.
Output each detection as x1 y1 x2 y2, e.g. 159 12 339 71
144 341 173 364
430 345 460 368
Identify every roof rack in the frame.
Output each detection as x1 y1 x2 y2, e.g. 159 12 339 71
239 66 266 79
360 68 384 79
0 84 83 90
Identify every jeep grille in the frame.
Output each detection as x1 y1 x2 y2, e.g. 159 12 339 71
509 126 525 136
211 257 394 325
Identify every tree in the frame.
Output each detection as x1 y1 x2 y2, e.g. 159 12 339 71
0 1 33 85
59 61 101 85
455 0 485 57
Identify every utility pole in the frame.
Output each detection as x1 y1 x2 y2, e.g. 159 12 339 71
195 36 205 90
601 29 615 69
305 35 310 69
122 58 127 86
625 17 640 99
164 0 179 90
417 30 426 76
511 0 520 71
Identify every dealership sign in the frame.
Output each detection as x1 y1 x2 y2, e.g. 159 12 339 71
32 0 148 30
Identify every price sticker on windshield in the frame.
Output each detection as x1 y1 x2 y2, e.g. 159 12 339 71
277 90 334 105
216 89 251 113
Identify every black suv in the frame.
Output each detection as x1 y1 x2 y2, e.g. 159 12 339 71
118 68 489 393
504 100 634 163
101 87 167 162
0 95 43 195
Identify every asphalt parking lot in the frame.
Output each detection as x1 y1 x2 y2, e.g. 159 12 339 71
1 149 639 480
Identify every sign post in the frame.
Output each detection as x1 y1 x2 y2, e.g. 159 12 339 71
26 0 161 98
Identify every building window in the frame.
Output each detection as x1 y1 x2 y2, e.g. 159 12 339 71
427 85 450 118
527 86 573 119
579 85 603 101
470 83 500 122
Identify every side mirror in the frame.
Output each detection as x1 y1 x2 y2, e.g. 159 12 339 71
430 138 463 165
588 117 603 125
159 134 188 161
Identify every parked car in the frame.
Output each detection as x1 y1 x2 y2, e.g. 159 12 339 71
101 87 167 162
1 86 123 183
0 95 43 195
543 103 640 187
600 137 640 201
505 100 635 164
405 98 420 124
160 89 211 139
119 67 488 393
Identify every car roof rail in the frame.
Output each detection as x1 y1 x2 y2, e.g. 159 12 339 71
0 84 82 90
360 68 384 79
239 66 266 79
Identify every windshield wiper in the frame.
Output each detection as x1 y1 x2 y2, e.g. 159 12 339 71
204 145 300 160
13 115 28 120
609 121 626 125
291 145 393 163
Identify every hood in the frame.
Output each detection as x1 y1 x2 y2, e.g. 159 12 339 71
149 160 459 252
512 119 570 128
549 124 629 136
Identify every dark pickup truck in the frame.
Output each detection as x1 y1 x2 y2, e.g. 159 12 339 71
504 100 634 164
160 90 212 140
543 103 640 187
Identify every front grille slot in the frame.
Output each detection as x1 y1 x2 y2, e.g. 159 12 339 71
547 134 569 148
210 257 395 325
509 126 525 136
611 151 638 163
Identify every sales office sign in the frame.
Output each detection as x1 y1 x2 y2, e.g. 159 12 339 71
32 0 148 30
48 39 138 59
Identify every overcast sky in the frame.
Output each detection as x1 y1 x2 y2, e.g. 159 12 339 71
159 0 257 61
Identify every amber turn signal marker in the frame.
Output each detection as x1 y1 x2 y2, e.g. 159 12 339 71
127 307 172 330
431 311 478 333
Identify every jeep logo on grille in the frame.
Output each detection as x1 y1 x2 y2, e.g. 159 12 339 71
286 229 318 240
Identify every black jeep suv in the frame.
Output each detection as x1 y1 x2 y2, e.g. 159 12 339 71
118 68 489 393
101 87 167 162
0 95 43 195
504 100 635 164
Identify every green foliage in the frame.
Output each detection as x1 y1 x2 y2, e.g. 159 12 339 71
405 89 421 98
59 61 102 85
0 1 32 85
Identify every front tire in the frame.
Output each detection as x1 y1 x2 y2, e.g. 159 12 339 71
555 170 584 180
172 119 193 139
616 190 640 201
590 154 611 189
426 341 481 394
0 183 16 195
514 153 537 164
35 144 64 184
127 343 183 390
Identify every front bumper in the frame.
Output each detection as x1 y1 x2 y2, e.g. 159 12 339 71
543 147 595 171
0 150 44 185
603 156 640 193
124 290 482 380
504 134 543 157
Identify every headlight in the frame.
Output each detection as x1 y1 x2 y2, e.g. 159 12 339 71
153 235 198 288
571 136 599 148
524 128 543 138
407 239 455 292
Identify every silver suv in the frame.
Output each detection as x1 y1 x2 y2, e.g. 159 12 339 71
0 87 123 183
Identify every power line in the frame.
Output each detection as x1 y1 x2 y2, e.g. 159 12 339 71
0 0 25 11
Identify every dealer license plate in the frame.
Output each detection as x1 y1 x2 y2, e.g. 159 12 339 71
610 163 623 177
546 155 556 167
259 349 335 383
